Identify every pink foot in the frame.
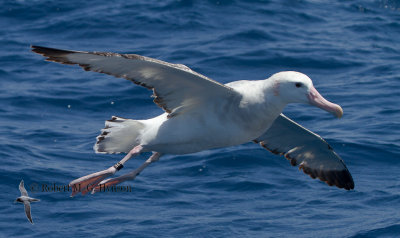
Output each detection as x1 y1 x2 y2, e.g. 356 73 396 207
91 150 160 195
92 171 138 194
69 166 117 197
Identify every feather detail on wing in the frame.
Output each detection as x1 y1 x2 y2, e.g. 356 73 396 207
19 180 28 196
31 46 237 116
24 202 33 223
254 114 354 190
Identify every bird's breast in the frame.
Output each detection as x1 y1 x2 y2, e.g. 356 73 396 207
141 99 282 154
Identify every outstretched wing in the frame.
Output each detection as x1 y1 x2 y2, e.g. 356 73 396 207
19 180 28 197
31 46 238 116
254 114 354 190
24 202 33 224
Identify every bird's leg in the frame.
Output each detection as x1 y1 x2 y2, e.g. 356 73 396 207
69 145 143 197
92 152 161 194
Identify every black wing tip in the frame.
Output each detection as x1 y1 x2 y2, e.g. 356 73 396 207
259 143 355 191
31 45 90 67
299 165 355 190
31 45 77 57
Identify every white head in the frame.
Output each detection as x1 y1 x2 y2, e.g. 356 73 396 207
270 71 343 118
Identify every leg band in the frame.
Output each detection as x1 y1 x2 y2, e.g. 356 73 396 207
113 162 124 171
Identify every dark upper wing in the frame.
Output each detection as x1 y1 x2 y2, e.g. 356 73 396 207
254 114 354 190
31 46 237 116
24 202 33 224
19 180 28 197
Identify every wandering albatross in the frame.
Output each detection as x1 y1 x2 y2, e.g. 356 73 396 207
31 45 354 196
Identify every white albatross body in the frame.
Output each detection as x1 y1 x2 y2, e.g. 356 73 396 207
128 80 282 155
31 46 354 196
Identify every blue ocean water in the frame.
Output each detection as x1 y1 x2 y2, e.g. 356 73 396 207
1 0 399 237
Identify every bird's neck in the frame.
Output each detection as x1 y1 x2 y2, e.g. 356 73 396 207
234 80 287 130
250 79 287 114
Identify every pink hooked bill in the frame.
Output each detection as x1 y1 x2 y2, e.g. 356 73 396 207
308 86 343 118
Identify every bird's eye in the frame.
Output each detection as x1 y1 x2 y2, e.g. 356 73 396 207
295 82 303 88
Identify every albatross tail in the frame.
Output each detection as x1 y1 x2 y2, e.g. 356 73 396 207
94 116 145 154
